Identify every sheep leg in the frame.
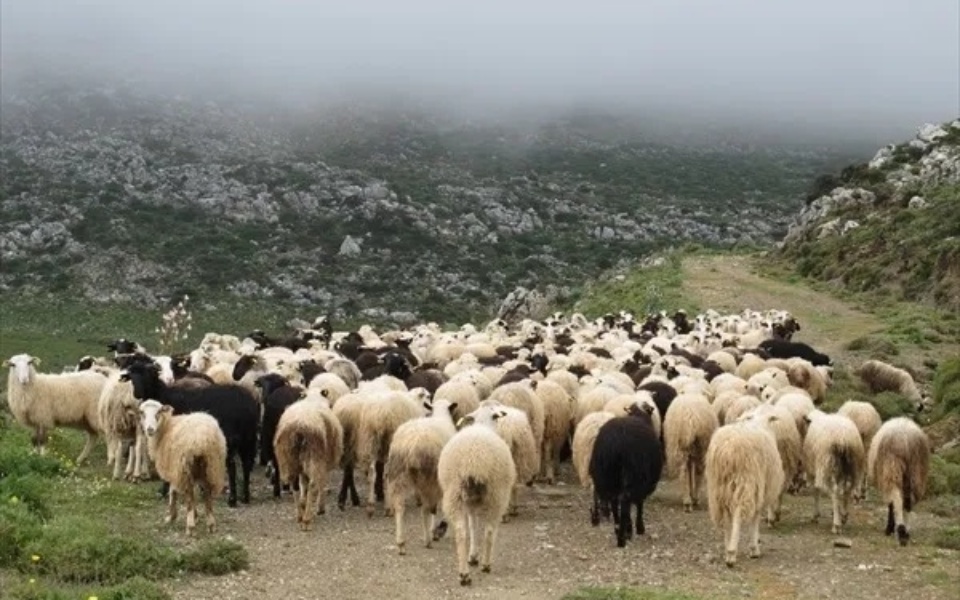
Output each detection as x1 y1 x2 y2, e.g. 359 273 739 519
891 490 909 546
432 514 448 541
203 482 216 533
506 485 519 519
616 495 632 547
337 465 352 509
374 460 385 502
811 487 821 522
635 501 645 535
315 462 329 516
106 436 117 466
76 430 96 466
226 449 239 508
366 462 378 517
296 474 308 528
32 426 48 455
301 475 319 532
726 506 742 567
184 484 197 536
422 504 436 549
115 440 129 480
830 484 843 534
166 488 178 524
468 513 481 566
885 502 896 536
240 447 254 504
481 518 497 573
683 459 694 512
748 515 762 559
455 514 471 586
590 491 601 526
271 461 282 498
393 488 407 554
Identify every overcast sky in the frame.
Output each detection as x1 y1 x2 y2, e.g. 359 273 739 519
2 0 958 135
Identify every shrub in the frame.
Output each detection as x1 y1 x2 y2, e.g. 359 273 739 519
871 392 916 421
932 356 960 417
929 455 960 496
6 576 171 600
934 526 960 551
0 474 53 519
0 502 42 568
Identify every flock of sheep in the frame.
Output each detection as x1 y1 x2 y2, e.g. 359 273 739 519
2 308 935 585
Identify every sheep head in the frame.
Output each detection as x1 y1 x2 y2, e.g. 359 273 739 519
4 354 39 384
139 399 171 437
458 403 507 429
120 362 164 400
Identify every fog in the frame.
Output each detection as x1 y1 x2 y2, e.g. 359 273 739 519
2 0 958 140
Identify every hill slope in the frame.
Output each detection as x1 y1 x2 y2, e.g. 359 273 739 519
0 72 860 322
779 120 960 311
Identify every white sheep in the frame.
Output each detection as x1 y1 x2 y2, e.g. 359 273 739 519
433 376 482 421
534 379 575 485
705 420 784 567
487 380 545 455
723 395 762 425
307 372 352 406
324 357 363 390
774 391 817 438
385 397 458 554
138 399 227 535
4 354 107 464
837 400 883 501
867 417 931 545
664 392 719 511
855 360 929 409
571 411 616 489
273 391 344 531
738 403 803 523
97 371 149 481
358 388 428 516
803 409 865 534
475 401 539 517
438 403 517 586
786 359 829 405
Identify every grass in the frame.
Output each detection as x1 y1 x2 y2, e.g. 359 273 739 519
0 419 248 596
933 526 960 551
570 252 693 318
563 587 708 600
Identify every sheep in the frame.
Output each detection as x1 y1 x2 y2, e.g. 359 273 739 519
385 398 458 554
273 391 344 531
487 381 545 456
867 417 931 546
324 357 363 390
705 419 784 567
97 370 149 481
575 384 620 424
572 411 616 489
4 354 107 464
357 388 428 516
723 395 762 425
837 400 883 501
331 392 365 510
534 379 575 484
433 377 482 421
602 392 662 437
663 392 719 511
121 361 259 507
588 403 663 547
737 403 803 523
786 359 828 405
256 374 304 493
803 409 865 534
307 372 352 406
734 353 767 381
758 339 831 366
475 401 539 518
706 350 737 374
138 399 227 535
438 403 517 586
774 392 817 438
855 360 930 410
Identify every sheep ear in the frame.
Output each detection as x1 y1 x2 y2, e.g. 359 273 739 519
767 415 778 423
422 401 432 412
448 402 458 414
495 410 508 420
1 359 9 367
30 357 41 366
160 405 173 415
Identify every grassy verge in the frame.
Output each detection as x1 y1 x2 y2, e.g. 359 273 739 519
563 587 708 600
0 416 248 599
570 253 694 318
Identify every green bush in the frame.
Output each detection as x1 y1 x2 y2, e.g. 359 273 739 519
932 356 960 417
845 335 899 357
869 392 916 420
0 474 54 519
929 455 960 496
0 441 72 479
21 516 181 584
934 526 960 551
6 576 171 600
0 501 43 567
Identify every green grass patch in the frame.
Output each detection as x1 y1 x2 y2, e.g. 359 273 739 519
571 253 693 317
5 575 171 600
929 455 960 497
933 526 960 551
0 426 247 592
563 587 706 600
932 356 960 418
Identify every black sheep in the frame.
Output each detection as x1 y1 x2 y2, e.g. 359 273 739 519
589 403 663 547
758 339 831 366
255 373 304 495
122 361 259 508
637 380 677 426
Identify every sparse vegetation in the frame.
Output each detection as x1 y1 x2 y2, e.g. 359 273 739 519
563 587 706 600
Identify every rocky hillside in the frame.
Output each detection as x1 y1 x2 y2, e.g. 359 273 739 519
780 120 960 311
0 74 858 323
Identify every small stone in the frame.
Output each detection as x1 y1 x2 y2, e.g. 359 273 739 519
833 538 853 548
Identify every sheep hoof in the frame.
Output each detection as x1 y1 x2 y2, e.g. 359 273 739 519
725 555 737 568
432 521 448 541
459 574 472 586
831 524 842 535
841 512 849 525
468 556 479 567
398 544 407 555
317 505 326 516
749 548 761 559
481 565 491 573
228 498 238 508
896 525 909 546
424 540 432 549
683 502 693 513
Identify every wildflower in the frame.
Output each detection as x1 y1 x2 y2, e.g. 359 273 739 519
31 554 40 562
8 496 18 504
29 578 35 584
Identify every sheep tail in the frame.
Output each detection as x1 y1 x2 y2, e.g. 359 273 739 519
832 444 856 485
463 476 487 505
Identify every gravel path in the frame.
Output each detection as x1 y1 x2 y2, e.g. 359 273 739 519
167 466 958 600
